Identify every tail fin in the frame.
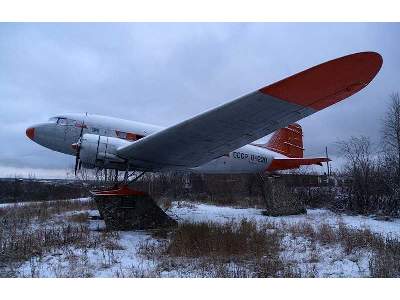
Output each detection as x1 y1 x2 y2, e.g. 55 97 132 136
265 123 304 158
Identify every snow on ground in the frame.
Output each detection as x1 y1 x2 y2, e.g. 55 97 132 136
167 202 399 278
5 200 400 277
169 202 400 237
0 197 91 208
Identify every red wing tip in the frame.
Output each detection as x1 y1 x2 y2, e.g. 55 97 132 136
360 51 383 63
259 51 383 111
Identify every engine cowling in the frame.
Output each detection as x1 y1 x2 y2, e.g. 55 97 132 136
79 134 130 170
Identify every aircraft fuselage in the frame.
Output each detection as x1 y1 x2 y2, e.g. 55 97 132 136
27 113 280 173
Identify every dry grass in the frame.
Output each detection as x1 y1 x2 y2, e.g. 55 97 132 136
136 218 400 278
285 221 387 254
0 199 96 228
283 221 400 277
138 220 400 277
287 222 316 240
0 224 124 277
0 198 124 277
166 220 280 259
1 196 399 278
138 219 301 277
0 224 93 265
67 212 90 223
369 236 400 277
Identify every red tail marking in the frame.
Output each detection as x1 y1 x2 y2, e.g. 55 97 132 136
265 123 303 158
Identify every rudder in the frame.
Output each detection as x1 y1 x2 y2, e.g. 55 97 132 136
265 123 304 158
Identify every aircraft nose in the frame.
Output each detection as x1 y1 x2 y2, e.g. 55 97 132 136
26 127 35 140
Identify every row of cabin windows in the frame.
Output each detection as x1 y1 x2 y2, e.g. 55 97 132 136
49 117 144 141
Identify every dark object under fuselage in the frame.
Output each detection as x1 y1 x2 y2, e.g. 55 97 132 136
91 186 177 230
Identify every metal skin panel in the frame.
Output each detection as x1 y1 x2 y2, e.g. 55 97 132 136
191 145 280 174
79 133 130 168
116 52 382 171
26 112 288 173
117 91 316 170
26 52 382 174
59 113 163 137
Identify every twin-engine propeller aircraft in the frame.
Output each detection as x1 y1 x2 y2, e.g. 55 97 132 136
26 52 382 187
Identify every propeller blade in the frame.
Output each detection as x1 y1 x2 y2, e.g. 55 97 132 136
79 125 84 138
74 155 79 176
74 121 85 177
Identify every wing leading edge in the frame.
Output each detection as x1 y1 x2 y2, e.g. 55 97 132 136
117 52 382 170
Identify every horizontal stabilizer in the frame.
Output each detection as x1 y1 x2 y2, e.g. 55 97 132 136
266 157 330 172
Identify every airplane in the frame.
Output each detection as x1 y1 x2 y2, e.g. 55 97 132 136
25 51 382 185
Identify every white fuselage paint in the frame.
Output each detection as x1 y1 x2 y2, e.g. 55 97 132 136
29 113 284 174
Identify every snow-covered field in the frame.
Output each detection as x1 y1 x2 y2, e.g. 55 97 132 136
170 202 400 237
1 199 399 278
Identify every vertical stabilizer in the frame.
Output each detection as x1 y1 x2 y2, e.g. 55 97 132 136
265 123 304 158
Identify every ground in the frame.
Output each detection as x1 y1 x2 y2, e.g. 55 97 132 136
0 198 399 278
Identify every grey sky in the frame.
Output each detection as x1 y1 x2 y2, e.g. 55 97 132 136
0 23 399 178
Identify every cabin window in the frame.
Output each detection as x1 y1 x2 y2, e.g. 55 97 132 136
118 131 127 139
116 131 144 141
126 133 136 140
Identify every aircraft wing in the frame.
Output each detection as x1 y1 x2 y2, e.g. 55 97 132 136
117 52 382 170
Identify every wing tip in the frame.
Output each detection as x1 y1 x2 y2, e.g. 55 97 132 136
259 51 383 111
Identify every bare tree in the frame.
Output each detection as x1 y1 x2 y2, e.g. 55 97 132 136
382 92 400 181
338 136 374 176
337 135 399 215
337 136 376 213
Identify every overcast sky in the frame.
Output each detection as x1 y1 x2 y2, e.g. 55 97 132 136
0 23 399 178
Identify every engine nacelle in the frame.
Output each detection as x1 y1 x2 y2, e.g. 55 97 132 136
79 134 130 170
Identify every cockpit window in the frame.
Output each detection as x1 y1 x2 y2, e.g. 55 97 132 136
57 118 68 125
48 117 58 123
54 117 78 126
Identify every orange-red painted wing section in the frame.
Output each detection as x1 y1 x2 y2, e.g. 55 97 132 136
259 52 383 110
117 52 382 170
266 157 330 172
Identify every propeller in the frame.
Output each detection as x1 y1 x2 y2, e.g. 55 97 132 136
73 122 85 176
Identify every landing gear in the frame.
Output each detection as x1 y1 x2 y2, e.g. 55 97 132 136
122 164 146 185
124 171 146 183
90 168 176 231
